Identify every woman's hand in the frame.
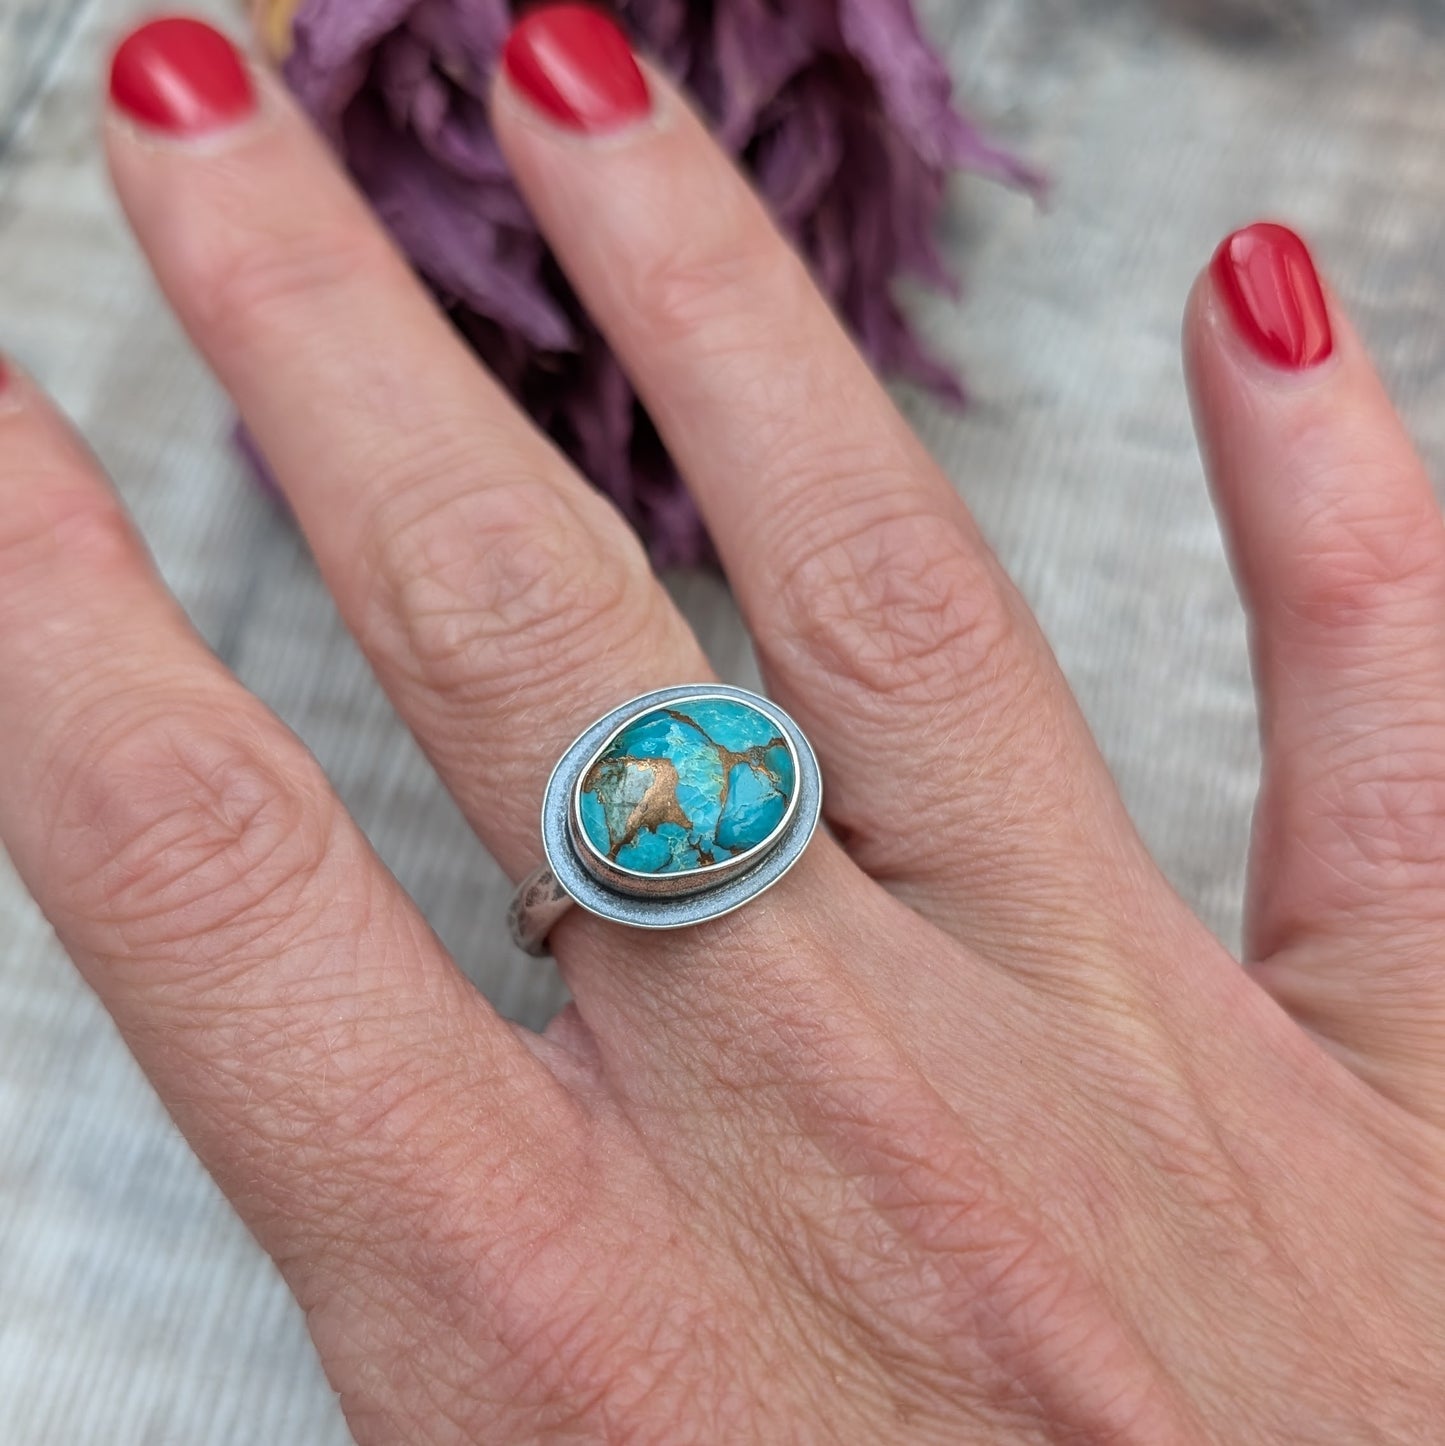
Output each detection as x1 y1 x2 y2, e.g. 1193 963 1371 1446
4 11 1442 1441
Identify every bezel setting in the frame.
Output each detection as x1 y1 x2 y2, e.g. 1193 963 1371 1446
540 684 822 931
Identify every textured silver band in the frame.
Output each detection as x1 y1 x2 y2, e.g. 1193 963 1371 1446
508 684 823 956
507 865 574 958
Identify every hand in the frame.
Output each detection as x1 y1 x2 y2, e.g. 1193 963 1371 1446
5 12 1442 1442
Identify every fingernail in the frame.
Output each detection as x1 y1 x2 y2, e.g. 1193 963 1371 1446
503 4 651 135
109 17 256 137
1211 222 1334 370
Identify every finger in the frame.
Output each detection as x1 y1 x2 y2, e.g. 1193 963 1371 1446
1186 221 1445 1118
0 370 577 1321
103 16 706 886
489 10 1174 976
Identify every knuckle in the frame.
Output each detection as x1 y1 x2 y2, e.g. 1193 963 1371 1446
185 214 389 352
0 484 136 589
47 702 338 963
767 492 1023 709
360 472 658 705
1281 468 1445 631
631 207 810 356
1315 726 1445 875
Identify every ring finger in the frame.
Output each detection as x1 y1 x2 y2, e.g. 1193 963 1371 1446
489 9 1186 982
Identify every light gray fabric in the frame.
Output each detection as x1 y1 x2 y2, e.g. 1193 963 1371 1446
2 0 1443 1440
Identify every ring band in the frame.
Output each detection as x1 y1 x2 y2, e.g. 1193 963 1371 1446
509 684 823 956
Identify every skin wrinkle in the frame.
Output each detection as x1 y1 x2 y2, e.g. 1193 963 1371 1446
688 867 1411 1434
1171 1011 1437 1399
765 588 1043 869
711 1203 905 1439
364 454 648 642
1313 758 1445 875
616 185 810 367
49 723 335 961
772 1073 1195 1442
575 1041 1041 1434
299 1115 596 1442
351 469 703 878
398 1141 759 1442
969 1018 1218 1299
753 476 1174 972
136 86 393 360
624 873 1162 1295
27 673 213 867
579 892 1187 1436
1274 517 1445 634
769 508 1020 707
361 470 649 681
0 479 136 584
722 404 943 554
192 216 394 365
590 90 939 522
1252 735 1445 948
1256 942 1445 1126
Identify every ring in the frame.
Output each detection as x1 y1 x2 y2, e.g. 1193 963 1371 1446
508 684 823 956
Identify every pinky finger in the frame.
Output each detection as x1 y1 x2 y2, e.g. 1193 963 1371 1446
0 369 576 1308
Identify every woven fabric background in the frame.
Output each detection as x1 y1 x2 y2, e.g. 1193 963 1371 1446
1 0 1443 1440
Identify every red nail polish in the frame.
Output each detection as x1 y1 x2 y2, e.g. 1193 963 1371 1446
109 17 255 137
503 4 650 134
1211 223 1333 370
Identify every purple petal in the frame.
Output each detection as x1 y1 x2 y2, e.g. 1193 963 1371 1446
837 0 1044 193
711 0 814 150
268 0 1040 568
345 101 573 347
753 76 843 229
286 0 419 131
404 0 509 72
372 28 430 130
836 0 968 169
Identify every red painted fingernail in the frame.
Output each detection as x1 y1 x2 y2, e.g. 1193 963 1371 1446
109 17 255 137
503 4 650 134
1211 222 1333 370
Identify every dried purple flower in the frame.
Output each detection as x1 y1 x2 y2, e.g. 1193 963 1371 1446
271 0 1037 566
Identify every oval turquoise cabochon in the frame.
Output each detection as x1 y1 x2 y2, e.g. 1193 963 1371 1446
576 698 797 875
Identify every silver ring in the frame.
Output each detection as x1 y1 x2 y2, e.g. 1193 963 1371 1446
509 684 823 956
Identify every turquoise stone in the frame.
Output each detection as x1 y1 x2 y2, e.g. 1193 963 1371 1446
578 698 796 874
